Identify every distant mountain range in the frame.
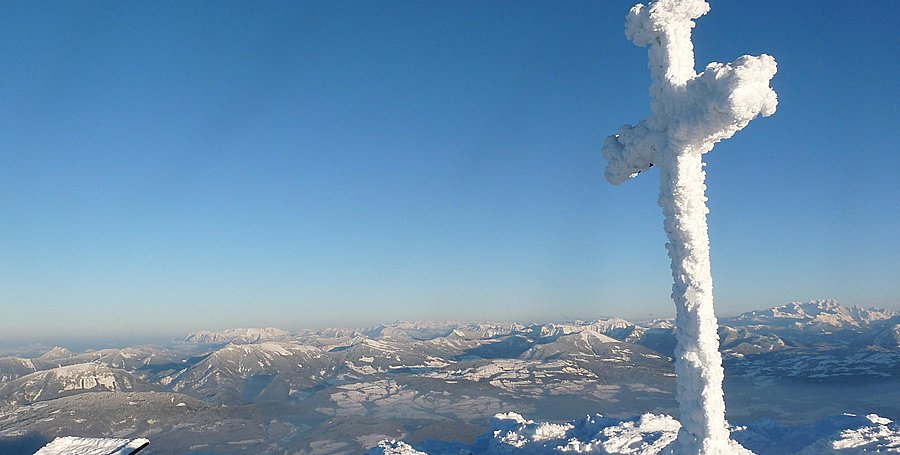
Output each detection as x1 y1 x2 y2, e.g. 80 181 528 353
0 300 897 454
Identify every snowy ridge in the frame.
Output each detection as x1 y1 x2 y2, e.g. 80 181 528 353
0 356 36 382
183 327 291 344
0 363 144 405
731 299 896 329
169 340 334 402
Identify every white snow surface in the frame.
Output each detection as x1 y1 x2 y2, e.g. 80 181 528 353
372 412 900 454
366 439 428 455
600 0 777 453
34 436 149 455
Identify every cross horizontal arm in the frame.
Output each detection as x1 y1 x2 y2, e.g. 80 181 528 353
602 120 665 185
669 54 778 153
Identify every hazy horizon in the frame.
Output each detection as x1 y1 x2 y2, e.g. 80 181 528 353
2 297 896 351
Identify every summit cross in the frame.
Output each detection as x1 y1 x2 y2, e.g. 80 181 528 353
601 0 777 454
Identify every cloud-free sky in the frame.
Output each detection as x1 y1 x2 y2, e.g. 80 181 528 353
1 1 898 341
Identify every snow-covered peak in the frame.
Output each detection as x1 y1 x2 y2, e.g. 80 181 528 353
846 306 897 324
184 327 291 344
0 363 142 406
453 322 525 340
220 342 290 357
527 323 582 339
639 319 675 330
39 346 73 361
208 341 321 364
584 318 633 333
0 356 37 382
731 299 896 328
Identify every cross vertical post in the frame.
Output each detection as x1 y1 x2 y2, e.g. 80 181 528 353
601 1 778 453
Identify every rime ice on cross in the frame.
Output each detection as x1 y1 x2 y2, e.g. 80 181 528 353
601 1 777 454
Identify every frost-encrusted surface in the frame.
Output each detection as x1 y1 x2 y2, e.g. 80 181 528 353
34 436 149 455
600 0 777 452
373 412 900 454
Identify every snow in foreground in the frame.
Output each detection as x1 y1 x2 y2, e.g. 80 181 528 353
34 436 149 455
368 412 900 454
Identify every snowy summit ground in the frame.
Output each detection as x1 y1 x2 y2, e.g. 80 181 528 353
34 436 148 455
368 412 900 454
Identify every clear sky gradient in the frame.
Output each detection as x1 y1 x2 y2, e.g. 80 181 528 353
2 1 898 341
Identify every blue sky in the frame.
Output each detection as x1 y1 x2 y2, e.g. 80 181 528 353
1 1 898 341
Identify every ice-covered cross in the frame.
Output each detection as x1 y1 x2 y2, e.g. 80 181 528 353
601 1 777 454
